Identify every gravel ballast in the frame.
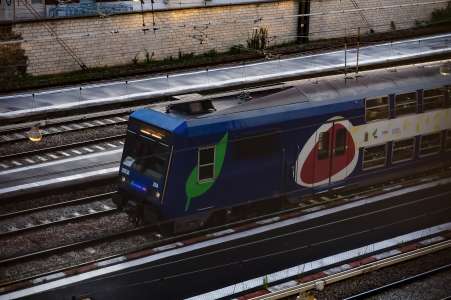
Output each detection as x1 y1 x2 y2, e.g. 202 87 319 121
301 248 451 300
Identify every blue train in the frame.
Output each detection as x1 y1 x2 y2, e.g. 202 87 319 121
115 63 451 229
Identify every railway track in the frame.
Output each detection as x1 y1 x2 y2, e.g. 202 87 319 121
343 263 451 300
0 192 118 238
0 135 125 171
0 113 129 144
249 240 451 300
1 166 451 291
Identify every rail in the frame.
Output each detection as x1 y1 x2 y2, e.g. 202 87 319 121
252 240 451 300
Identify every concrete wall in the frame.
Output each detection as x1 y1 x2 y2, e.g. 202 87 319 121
2 0 449 76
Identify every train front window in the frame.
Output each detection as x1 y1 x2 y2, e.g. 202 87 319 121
123 131 170 180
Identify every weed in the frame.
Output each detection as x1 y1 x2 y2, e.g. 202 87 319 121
144 50 154 64
204 49 218 57
247 27 268 50
390 21 396 31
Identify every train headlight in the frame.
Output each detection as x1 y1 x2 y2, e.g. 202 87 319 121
121 176 126 183
155 191 161 198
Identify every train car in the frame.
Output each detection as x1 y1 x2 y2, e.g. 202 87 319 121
115 63 451 229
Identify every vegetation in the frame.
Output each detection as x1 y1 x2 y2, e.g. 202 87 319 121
0 25 27 81
247 27 268 50
431 2 451 23
0 46 262 93
1 18 451 93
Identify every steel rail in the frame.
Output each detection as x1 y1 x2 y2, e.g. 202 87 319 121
0 108 134 135
343 262 451 300
0 134 125 161
0 191 117 221
0 206 118 239
252 240 451 300
0 115 129 144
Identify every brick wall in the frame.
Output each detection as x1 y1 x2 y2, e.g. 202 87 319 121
11 0 297 75
4 0 449 76
309 0 449 40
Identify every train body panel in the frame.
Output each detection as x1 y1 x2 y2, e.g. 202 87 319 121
117 64 451 221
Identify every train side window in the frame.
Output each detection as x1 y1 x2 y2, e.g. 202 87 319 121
395 92 417 116
317 131 330 160
365 97 389 122
198 146 215 181
334 128 347 156
419 132 442 157
446 86 451 108
445 130 451 151
423 88 446 112
392 138 415 164
362 144 386 170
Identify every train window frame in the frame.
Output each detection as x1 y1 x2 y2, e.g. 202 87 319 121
365 97 390 122
444 130 451 152
446 86 451 108
198 146 215 182
362 144 387 170
334 127 347 157
391 138 415 164
423 88 446 112
419 132 442 157
394 92 417 117
317 131 330 160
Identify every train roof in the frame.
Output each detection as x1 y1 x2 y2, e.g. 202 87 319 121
131 62 451 138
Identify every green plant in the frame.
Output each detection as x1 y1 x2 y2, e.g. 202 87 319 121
390 21 396 31
262 275 269 289
229 44 245 54
132 53 139 65
204 49 218 57
414 19 427 27
144 50 154 64
431 2 451 23
247 27 268 50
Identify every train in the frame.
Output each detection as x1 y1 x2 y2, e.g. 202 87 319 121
114 62 451 231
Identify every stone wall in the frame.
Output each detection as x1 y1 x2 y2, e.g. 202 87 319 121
10 0 298 75
309 0 449 40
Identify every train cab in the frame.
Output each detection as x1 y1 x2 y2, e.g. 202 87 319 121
115 109 184 222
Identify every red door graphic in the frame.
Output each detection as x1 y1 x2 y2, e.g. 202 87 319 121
298 120 356 188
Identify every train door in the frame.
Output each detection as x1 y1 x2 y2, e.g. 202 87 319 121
296 120 356 189
315 121 355 188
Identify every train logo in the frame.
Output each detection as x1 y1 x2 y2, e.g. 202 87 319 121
295 118 358 187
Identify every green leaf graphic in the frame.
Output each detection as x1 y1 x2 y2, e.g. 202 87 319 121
185 132 228 211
